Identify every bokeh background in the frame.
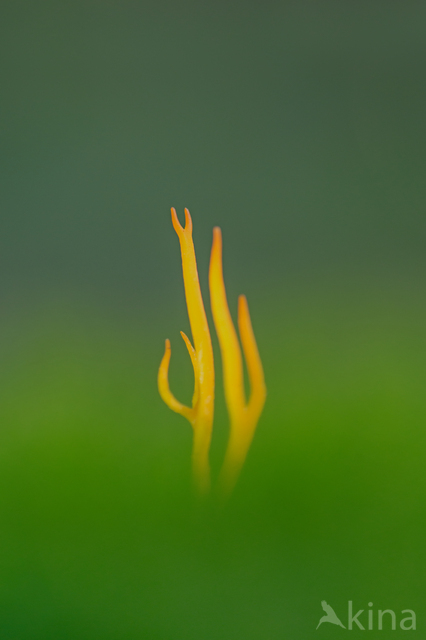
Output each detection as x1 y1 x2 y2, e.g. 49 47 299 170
1 2 425 637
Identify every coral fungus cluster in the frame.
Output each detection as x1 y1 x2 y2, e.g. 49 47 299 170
158 208 266 498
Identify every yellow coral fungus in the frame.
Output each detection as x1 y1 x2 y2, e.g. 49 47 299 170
209 227 266 498
158 208 214 495
158 208 266 498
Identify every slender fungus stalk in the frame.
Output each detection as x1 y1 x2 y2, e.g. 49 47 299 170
209 227 266 498
158 208 214 495
158 209 266 498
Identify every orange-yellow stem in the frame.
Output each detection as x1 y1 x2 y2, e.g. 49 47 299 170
209 227 266 497
158 208 215 496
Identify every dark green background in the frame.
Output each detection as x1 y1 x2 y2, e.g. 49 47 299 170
0 2 425 638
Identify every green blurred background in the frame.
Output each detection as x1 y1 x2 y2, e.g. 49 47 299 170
1 2 425 637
